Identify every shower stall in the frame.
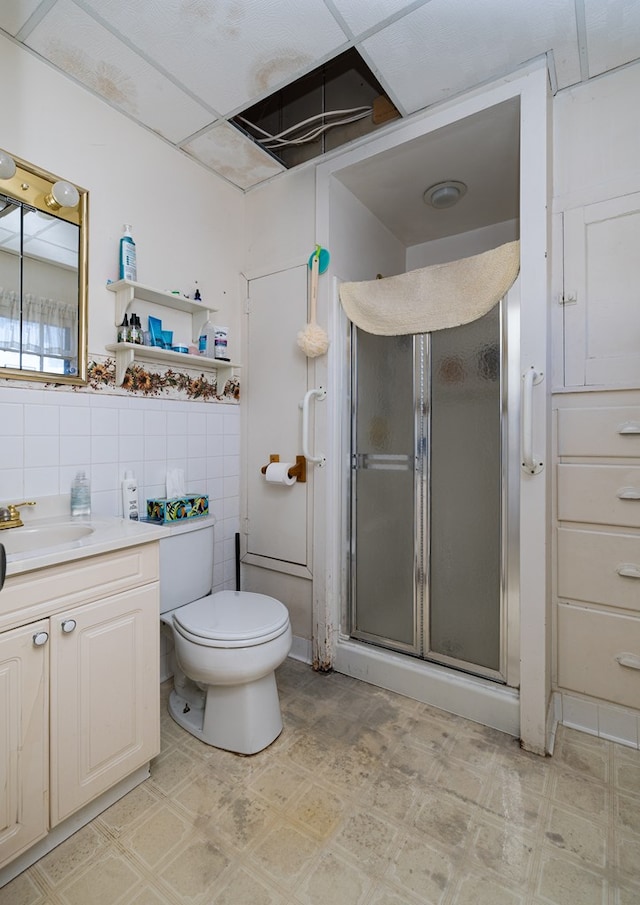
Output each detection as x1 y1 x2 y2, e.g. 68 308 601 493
349 293 520 686
315 65 549 749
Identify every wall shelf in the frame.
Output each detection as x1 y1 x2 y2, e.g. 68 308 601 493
107 279 216 341
105 343 239 388
105 279 238 389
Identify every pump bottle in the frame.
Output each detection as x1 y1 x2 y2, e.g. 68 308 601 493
119 225 137 281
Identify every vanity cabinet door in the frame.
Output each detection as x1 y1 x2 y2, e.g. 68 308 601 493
0 620 49 869
49 586 160 826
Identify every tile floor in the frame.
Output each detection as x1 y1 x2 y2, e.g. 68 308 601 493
2 658 640 904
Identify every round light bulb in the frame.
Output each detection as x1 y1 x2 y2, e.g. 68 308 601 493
47 180 80 210
0 150 16 180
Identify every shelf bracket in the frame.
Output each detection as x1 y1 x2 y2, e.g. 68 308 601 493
110 283 136 326
191 310 209 343
113 346 135 385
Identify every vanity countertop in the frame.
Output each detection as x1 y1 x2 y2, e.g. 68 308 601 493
1 499 169 578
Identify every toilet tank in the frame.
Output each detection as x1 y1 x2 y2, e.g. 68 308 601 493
158 515 215 613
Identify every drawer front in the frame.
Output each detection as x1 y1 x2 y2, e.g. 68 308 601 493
557 464 640 527
0 543 159 630
557 602 640 708
557 528 640 612
558 407 640 457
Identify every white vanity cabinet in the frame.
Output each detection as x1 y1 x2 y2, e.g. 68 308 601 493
0 542 160 877
50 584 159 825
0 620 49 868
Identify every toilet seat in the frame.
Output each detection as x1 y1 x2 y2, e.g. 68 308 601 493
172 590 290 649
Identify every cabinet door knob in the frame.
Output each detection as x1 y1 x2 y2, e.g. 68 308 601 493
615 652 640 670
617 487 640 500
33 631 49 646
617 422 640 435
61 619 77 633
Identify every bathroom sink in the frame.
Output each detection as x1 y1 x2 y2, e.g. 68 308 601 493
0 523 94 555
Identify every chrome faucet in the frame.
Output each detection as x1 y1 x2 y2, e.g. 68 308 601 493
0 501 36 529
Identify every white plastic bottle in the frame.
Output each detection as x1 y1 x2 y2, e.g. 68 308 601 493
122 470 139 520
119 224 137 281
70 470 91 517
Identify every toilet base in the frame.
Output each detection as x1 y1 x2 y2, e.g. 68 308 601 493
168 671 283 755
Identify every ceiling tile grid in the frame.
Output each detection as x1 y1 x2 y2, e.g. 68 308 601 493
181 122 285 191
360 0 582 115
78 0 349 116
25 0 215 143
3 0 640 191
0 0 42 35
584 0 640 76
329 0 428 36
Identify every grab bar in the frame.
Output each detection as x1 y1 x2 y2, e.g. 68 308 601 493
301 387 326 466
521 367 544 474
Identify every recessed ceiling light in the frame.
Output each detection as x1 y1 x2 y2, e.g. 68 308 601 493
423 180 467 209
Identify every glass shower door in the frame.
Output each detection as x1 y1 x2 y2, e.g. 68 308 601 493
427 304 502 674
350 331 422 652
350 302 506 681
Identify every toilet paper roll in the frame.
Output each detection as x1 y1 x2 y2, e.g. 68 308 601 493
264 462 297 486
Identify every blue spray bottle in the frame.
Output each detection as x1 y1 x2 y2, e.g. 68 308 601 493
119 224 137 281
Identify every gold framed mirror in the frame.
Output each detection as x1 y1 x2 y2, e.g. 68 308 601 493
0 150 88 384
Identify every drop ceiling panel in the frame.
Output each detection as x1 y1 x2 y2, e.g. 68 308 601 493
585 0 640 77
362 0 582 114
0 0 42 34
182 122 285 191
25 0 214 143
80 0 348 116
331 0 426 36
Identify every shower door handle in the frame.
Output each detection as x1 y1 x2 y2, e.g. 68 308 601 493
354 454 412 471
521 367 544 475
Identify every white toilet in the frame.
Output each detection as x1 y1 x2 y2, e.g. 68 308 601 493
159 516 292 754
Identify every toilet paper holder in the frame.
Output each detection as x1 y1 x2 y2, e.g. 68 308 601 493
260 454 307 483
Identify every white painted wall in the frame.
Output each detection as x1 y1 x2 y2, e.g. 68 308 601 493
329 179 406 282
2 34 244 360
407 219 519 270
1 35 245 601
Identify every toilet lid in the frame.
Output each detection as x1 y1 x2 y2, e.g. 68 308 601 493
172 590 290 648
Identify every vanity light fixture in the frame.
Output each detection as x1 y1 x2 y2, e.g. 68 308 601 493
0 150 17 180
44 179 80 211
423 180 467 209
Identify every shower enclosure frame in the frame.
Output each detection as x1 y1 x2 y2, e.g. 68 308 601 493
348 291 522 686
312 60 550 753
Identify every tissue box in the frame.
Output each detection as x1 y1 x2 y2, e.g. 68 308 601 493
146 495 209 523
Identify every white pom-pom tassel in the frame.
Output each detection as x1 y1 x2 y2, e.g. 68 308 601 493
297 323 329 358
298 248 329 358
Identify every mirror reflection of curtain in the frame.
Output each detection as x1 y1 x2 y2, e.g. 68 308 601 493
0 288 77 360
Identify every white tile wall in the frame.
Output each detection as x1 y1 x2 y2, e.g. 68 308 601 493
0 384 240 593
